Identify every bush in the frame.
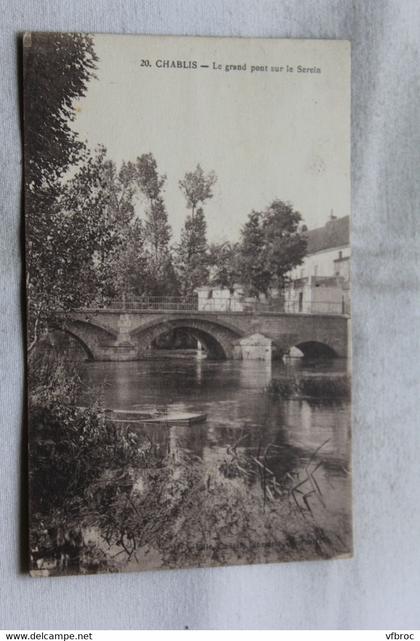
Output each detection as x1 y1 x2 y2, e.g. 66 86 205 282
29 397 162 574
266 374 350 399
300 374 350 399
29 403 155 514
266 376 299 397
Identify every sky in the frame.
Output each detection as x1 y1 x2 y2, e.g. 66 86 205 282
71 34 350 244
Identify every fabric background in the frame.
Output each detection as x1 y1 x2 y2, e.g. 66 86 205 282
0 0 419 630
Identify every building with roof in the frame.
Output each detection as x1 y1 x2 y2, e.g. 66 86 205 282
284 214 350 315
195 285 245 312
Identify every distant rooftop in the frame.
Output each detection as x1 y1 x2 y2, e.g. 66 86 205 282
306 215 350 254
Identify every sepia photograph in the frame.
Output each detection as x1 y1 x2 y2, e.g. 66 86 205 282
24 32 352 576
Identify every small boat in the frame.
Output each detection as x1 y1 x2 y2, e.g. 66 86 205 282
105 408 207 426
104 408 157 421
142 412 207 426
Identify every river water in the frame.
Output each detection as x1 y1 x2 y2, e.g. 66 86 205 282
75 356 352 535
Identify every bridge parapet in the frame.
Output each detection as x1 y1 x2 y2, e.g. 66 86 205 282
94 295 349 317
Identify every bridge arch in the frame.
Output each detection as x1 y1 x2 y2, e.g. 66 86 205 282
47 327 95 360
289 340 338 359
50 319 118 361
129 316 244 359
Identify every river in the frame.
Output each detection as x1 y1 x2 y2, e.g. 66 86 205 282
75 355 352 536
31 345 352 572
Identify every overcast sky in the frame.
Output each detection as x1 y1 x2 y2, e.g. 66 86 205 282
71 34 350 243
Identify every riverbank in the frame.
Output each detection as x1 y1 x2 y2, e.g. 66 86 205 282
30 403 351 575
29 352 352 575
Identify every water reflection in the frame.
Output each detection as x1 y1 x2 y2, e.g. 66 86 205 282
77 358 351 487
239 359 272 388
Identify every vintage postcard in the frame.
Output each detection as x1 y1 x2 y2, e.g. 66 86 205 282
24 32 351 576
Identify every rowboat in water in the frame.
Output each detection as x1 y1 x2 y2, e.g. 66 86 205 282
105 407 207 426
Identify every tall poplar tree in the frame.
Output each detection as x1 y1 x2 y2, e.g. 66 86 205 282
176 208 209 296
178 164 217 220
238 211 272 298
176 165 217 296
134 154 174 295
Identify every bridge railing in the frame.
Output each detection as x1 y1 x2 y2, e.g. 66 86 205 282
99 296 349 315
108 296 200 311
283 300 350 315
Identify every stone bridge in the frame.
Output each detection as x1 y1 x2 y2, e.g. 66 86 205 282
52 308 350 361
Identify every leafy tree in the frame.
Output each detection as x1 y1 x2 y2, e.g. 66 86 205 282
23 32 97 189
175 164 217 296
135 154 171 256
238 201 307 298
175 208 209 296
134 154 175 296
238 211 272 298
26 139 151 352
65 150 177 302
59 146 141 305
208 241 241 291
105 218 150 300
261 200 307 290
24 32 97 351
135 153 165 201
178 164 217 219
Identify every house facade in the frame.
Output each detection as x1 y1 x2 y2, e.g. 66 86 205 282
195 285 273 313
195 285 245 312
284 214 350 315
195 215 350 316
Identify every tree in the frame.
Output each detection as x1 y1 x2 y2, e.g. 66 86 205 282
135 153 171 259
23 32 97 189
175 208 209 296
238 211 272 298
24 33 98 351
238 201 307 298
59 147 141 305
26 140 150 351
208 241 241 291
110 218 150 299
261 200 307 291
178 164 217 219
134 154 174 296
70 151 177 302
175 164 217 296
